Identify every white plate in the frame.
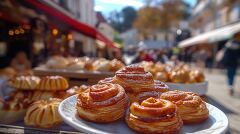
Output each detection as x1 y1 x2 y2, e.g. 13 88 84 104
59 95 228 134
166 81 208 95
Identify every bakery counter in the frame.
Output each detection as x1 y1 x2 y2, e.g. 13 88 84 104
33 66 114 86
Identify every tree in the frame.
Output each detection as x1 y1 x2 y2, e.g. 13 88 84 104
121 6 137 32
133 0 191 39
108 6 137 33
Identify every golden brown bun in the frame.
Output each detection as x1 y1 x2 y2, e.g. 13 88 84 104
169 69 190 83
77 83 129 123
12 76 40 90
37 76 69 90
154 71 169 82
189 70 205 83
160 90 209 124
126 97 182 134
24 98 63 128
109 59 125 72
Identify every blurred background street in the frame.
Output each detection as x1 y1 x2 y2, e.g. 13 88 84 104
205 70 240 134
0 0 239 133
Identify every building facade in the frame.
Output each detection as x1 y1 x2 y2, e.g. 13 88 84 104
190 0 240 36
51 0 97 56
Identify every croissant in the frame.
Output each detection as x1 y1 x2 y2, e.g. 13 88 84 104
160 90 209 124
37 76 69 90
24 98 63 128
77 83 129 123
12 76 40 90
126 97 182 134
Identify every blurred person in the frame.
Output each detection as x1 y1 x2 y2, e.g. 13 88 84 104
0 67 16 97
132 49 153 63
221 32 240 96
155 50 169 63
10 51 31 74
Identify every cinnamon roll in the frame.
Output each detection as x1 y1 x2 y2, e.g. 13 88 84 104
126 97 182 134
98 77 114 84
76 83 129 123
160 90 209 124
113 64 155 93
113 65 168 102
76 84 129 123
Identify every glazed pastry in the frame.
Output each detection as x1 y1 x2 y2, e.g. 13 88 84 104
37 76 69 90
169 69 190 83
0 99 27 124
113 65 168 102
189 70 205 83
46 56 69 69
98 77 114 84
109 59 125 72
160 90 209 124
77 83 129 123
154 71 169 82
12 76 40 90
126 97 182 134
127 80 169 103
113 64 155 93
24 98 63 128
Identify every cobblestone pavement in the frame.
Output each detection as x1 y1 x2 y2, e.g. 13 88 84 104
205 70 240 134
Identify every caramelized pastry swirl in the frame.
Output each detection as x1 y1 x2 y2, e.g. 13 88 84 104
126 97 182 134
77 83 129 123
160 91 209 124
113 64 154 93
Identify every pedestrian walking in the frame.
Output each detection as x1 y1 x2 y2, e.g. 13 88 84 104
221 32 240 96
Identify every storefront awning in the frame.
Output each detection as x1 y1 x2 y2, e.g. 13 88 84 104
179 22 240 48
24 0 119 51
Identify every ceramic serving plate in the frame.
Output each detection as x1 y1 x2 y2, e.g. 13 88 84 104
59 95 228 134
166 81 208 95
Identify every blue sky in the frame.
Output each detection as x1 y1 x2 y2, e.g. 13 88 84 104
95 0 197 16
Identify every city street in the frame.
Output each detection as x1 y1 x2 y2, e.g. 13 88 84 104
205 70 240 134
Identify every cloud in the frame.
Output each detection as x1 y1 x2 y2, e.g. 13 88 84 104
95 0 144 8
94 5 104 11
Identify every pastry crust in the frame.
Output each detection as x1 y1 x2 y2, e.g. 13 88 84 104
24 98 63 128
76 83 129 123
126 97 182 134
12 76 40 90
113 64 155 93
37 76 69 90
160 90 209 124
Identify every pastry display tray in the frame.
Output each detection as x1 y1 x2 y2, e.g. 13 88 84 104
33 66 114 86
59 95 229 134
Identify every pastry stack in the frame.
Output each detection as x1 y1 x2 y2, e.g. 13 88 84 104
99 64 169 102
0 75 69 128
75 64 209 134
